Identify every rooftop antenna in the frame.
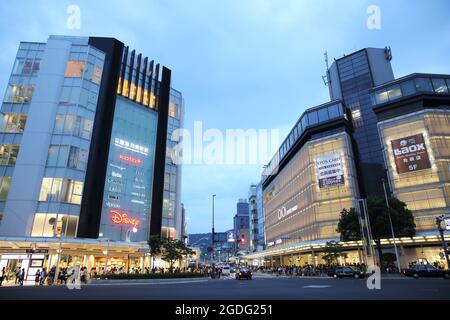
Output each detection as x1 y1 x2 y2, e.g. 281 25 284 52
322 51 330 87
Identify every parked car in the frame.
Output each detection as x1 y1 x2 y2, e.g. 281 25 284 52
327 266 365 279
404 264 450 279
235 268 253 280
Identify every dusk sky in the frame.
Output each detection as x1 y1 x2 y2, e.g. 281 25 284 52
1 0 449 234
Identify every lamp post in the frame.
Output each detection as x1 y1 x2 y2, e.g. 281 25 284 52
53 217 69 285
382 179 402 273
212 194 216 263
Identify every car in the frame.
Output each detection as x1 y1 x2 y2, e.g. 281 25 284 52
222 266 231 276
235 268 253 280
403 264 450 279
327 266 366 279
230 267 236 274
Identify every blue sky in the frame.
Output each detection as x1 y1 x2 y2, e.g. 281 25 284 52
1 0 449 234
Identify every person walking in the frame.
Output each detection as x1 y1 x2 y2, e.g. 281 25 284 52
35 269 41 286
0 267 6 286
40 268 47 286
19 268 25 286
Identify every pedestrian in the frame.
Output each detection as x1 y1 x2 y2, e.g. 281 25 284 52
0 267 5 286
40 268 47 285
19 268 25 286
15 268 21 284
35 269 41 286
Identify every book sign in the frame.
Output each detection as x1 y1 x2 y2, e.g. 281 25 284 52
316 153 345 189
391 134 431 175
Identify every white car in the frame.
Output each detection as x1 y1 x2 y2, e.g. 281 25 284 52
222 266 231 276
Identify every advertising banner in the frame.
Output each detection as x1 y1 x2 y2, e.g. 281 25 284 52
391 134 431 174
316 153 345 189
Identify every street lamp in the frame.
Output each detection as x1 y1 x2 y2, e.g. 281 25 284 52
212 194 216 262
382 179 402 273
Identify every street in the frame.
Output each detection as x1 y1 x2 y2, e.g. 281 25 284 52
1 273 450 300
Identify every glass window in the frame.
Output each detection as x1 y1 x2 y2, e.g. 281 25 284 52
327 104 340 119
307 111 318 125
0 113 27 133
0 177 12 201
31 213 78 238
65 61 85 78
318 108 329 122
4 84 34 103
38 178 83 205
68 147 88 171
400 80 416 96
415 78 433 92
301 115 308 129
374 90 389 104
432 78 449 93
386 85 402 101
0 144 20 165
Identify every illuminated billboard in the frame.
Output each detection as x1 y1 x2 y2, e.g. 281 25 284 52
391 134 431 175
315 153 345 189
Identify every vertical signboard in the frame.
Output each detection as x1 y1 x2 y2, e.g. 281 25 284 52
391 134 431 174
315 153 345 188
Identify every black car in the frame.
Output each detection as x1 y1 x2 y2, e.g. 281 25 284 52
235 268 253 280
404 264 450 279
327 266 365 279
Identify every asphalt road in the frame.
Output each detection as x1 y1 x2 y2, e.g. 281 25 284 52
1 274 450 300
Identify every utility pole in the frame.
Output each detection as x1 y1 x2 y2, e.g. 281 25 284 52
382 179 402 272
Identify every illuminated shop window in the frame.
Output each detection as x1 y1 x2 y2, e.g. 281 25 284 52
31 213 78 238
0 144 20 165
4 84 34 104
0 177 12 201
38 178 84 205
0 113 27 133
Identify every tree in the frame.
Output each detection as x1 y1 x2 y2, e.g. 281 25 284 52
161 238 183 271
176 240 195 270
147 235 163 269
336 196 416 269
322 241 347 266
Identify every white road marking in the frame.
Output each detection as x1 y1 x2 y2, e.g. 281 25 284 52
302 285 332 289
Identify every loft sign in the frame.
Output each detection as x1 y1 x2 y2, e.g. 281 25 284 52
277 205 298 221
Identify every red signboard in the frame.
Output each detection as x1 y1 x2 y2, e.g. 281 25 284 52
111 210 140 228
391 134 431 174
119 154 142 166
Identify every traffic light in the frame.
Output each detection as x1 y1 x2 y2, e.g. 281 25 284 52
240 235 245 244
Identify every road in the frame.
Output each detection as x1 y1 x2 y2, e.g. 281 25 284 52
1 273 450 300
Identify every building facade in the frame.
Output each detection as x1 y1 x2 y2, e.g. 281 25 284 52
233 199 250 253
247 48 450 269
0 35 184 279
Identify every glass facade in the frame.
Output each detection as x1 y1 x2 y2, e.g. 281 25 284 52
379 109 450 232
335 50 385 196
264 132 359 245
99 96 158 242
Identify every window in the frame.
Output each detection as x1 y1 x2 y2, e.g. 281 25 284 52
0 177 12 201
4 84 34 103
31 213 78 238
38 178 84 205
54 115 93 139
318 108 329 122
46 145 69 167
65 61 85 78
400 80 416 96
327 104 341 119
374 90 389 104
386 85 402 101
68 146 88 171
0 113 27 133
432 78 449 94
307 112 318 126
415 78 433 92
12 58 41 76
0 144 20 165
